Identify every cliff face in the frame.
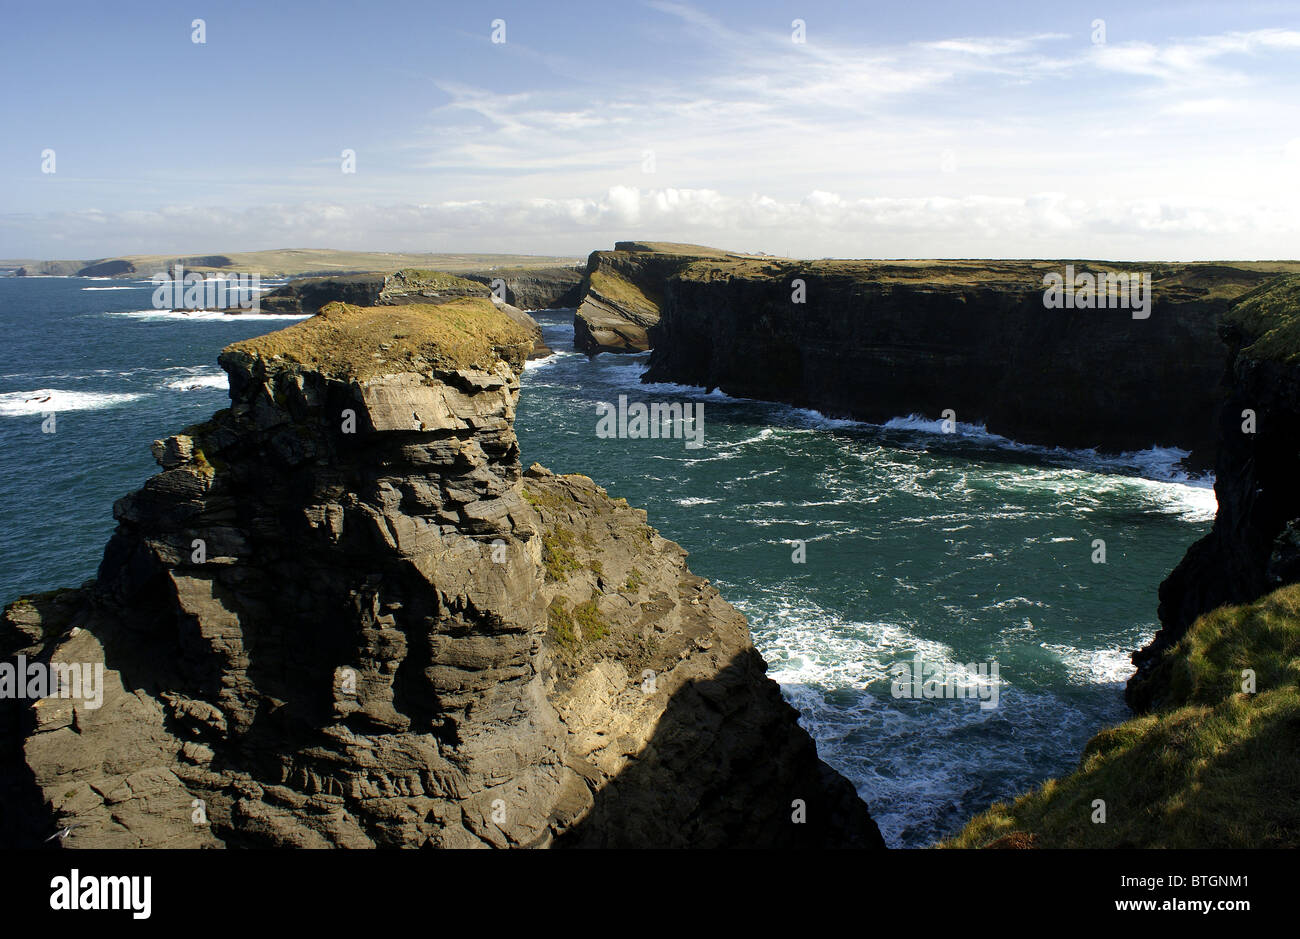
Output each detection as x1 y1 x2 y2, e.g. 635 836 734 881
0 299 881 849
1129 274 1300 709
580 246 1293 462
259 273 388 312
16 256 236 278
573 243 738 353
462 268 583 311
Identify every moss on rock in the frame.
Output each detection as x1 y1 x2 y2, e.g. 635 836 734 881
223 300 533 380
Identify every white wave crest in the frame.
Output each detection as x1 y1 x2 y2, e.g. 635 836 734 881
0 389 144 416
163 373 228 391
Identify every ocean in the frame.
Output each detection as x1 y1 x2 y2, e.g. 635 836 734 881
0 280 1215 847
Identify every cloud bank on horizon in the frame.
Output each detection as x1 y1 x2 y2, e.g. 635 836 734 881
2 0 1298 260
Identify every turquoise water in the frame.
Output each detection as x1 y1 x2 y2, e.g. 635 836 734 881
0 284 1215 847
516 312 1215 847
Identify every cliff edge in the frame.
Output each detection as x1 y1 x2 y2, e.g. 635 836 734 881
0 299 881 849
571 242 1299 462
1130 274 1300 709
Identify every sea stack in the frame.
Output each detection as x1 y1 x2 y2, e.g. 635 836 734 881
0 299 881 849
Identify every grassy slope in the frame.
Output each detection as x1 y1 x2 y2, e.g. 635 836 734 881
948 585 1300 848
1223 273 1300 363
223 300 533 378
588 266 661 316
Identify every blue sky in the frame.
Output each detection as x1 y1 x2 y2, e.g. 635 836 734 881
2 0 1299 259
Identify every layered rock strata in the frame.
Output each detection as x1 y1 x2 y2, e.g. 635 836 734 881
0 299 881 849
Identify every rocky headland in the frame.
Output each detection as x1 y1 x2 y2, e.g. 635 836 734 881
573 242 1300 464
13 250 584 283
572 242 740 353
0 298 881 849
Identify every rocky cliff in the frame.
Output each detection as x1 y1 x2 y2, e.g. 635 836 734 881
1128 274 1300 709
573 242 739 353
16 256 236 278
259 273 389 312
571 243 1297 462
262 267 583 316
462 268 584 311
0 299 881 849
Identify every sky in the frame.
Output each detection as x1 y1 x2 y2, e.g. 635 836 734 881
2 0 1299 260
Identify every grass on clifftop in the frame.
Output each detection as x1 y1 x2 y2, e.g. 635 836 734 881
668 256 1300 300
588 267 661 316
223 300 533 379
1224 273 1300 364
948 584 1300 848
384 269 488 294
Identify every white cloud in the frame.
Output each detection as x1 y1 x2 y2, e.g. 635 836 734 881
6 187 1296 261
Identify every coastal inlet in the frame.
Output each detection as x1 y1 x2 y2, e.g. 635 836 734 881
520 311 1214 846
0 280 1214 846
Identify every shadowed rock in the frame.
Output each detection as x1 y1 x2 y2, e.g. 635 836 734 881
1 298 881 849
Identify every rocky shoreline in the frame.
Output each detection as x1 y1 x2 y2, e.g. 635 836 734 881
571 242 1300 466
0 299 882 849
5 247 1299 850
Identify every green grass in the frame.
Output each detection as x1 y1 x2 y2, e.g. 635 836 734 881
1224 273 1300 364
548 595 609 647
222 300 534 378
541 527 583 582
624 568 645 591
548 598 577 647
588 267 661 316
573 594 609 642
1142 584 1300 710
947 584 1300 848
521 485 571 511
